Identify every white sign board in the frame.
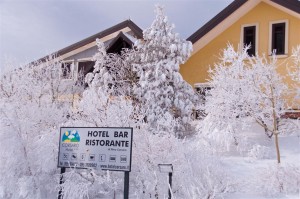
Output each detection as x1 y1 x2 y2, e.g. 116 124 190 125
58 127 133 172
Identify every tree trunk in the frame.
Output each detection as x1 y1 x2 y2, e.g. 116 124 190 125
274 132 281 164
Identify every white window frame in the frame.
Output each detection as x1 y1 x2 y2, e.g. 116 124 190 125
194 82 212 99
269 19 289 58
62 58 94 81
77 58 93 62
194 83 212 90
240 23 259 56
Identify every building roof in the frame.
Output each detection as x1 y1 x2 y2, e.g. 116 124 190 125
35 19 143 63
57 19 143 55
187 0 300 44
106 31 137 53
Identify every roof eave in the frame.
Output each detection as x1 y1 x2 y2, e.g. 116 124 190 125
187 0 248 43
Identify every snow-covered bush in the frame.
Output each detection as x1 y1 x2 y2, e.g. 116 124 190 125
288 46 300 111
0 56 83 198
131 129 235 199
278 119 300 136
180 146 235 199
197 116 243 153
288 45 300 83
258 164 300 197
247 144 272 160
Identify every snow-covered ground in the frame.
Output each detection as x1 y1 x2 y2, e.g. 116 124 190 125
221 121 300 199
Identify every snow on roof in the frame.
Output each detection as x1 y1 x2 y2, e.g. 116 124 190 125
123 32 139 43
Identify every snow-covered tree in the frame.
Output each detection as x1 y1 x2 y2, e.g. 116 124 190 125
133 5 197 136
205 44 290 163
0 56 84 198
85 6 199 137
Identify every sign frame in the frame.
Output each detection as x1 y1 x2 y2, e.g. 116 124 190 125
57 127 133 172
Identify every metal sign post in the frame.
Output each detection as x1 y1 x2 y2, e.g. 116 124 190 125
158 164 173 199
124 171 130 199
58 167 66 199
168 172 172 199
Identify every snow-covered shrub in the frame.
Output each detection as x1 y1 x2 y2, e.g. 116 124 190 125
131 129 235 199
18 176 37 199
197 115 249 154
131 130 178 198
258 164 300 197
288 45 300 83
0 56 82 198
180 147 235 199
278 119 300 136
287 45 300 111
56 168 122 199
247 144 272 160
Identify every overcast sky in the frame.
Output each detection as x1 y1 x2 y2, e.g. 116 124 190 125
0 0 233 71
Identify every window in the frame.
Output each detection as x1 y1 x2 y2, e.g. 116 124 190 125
77 61 95 87
269 20 288 56
78 61 95 77
272 23 285 54
241 24 258 56
244 26 256 56
61 62 73 79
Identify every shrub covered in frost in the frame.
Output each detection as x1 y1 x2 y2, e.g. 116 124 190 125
257 164 300 196
248 144 272 160
131 130 235 199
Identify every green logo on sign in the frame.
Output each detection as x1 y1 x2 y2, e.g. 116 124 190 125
62 130 80 142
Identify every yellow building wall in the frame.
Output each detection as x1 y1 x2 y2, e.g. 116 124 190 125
180 2 300 88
